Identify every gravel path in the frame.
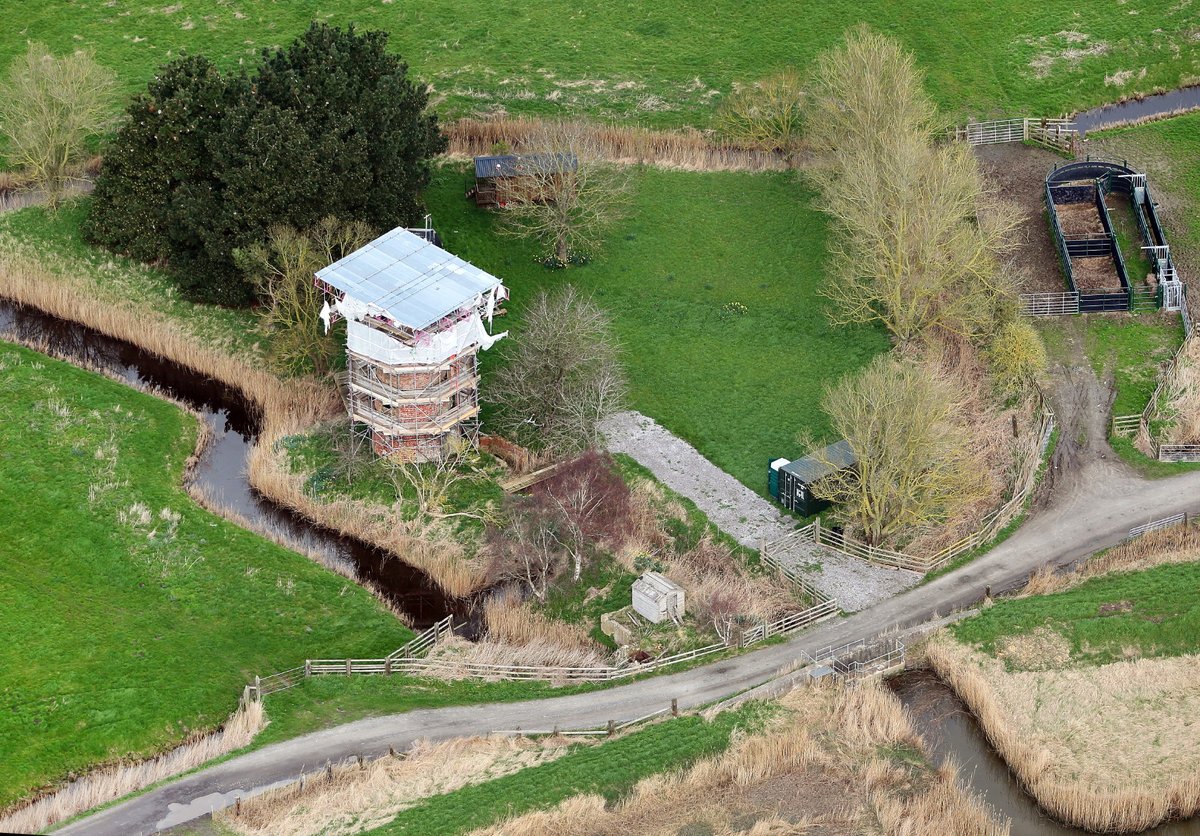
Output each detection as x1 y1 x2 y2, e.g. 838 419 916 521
600 411 920 611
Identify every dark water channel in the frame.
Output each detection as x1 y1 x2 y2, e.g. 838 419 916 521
892 671 1200 835
0 298 461 627
1075 85 1200 136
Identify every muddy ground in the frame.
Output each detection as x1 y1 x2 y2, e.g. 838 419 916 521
973 143 1071 294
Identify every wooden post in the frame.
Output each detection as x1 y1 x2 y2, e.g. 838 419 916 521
357 754 364 769
813 516 821 544
254 675 261 695
389 745 396 757
607 719 615 737
305 660 312 677
671 698 678 717
345 659 352 675
235 797 241 817
326 762 333 780
384 659 393 676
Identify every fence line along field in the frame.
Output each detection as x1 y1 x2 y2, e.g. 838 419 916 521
1 1 1198 125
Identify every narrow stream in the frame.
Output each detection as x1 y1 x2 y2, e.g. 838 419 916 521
892 671 1200 835
0 298 462 627
1075 85 1200 136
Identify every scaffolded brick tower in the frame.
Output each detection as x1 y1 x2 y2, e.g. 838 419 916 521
315 226 508 462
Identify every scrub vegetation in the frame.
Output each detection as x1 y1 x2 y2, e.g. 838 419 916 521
2 0 1198 125
0 342 411 810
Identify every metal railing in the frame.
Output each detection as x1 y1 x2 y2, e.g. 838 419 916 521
1128 512 1189 539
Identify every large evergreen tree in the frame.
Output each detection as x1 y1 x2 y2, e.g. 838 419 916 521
84 22 446 305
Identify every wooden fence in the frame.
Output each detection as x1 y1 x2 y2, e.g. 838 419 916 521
768 400 1056 575
953 117 1077 152
244 589 840 698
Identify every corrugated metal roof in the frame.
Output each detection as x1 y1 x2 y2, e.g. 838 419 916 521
474 152 579 179
780 440 857 483
315 226 503 331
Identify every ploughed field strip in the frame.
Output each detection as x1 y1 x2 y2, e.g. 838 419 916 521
601 411 921 612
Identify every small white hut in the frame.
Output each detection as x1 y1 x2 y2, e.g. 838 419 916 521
632 572 685 624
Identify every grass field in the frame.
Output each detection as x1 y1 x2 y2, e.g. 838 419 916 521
952 560 1200 665
369 705 765 835
427 164 888 492
0 341 412 808
1 1 1198 126
1081 313 1183 417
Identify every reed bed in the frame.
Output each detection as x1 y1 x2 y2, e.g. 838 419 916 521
0 701 264 835
0 255 490 597
925 632 1200 833
476 681 1007 835
1165 337 1200 444
444 116 790 172
217 734 573 836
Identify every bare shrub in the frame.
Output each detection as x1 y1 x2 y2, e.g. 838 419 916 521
490 284 627 455
534 450 635 580
0 43 116 208
485 494 568 602
235 216 374 375
715 70 806 163
0 701 263 834
988 319 1049 397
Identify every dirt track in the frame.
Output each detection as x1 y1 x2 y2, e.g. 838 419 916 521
973 143 1069 294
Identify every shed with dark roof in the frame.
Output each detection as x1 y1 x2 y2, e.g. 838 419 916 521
470 152 579 208
768 440 857 516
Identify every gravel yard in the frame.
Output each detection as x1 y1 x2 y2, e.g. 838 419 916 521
601 411 921 612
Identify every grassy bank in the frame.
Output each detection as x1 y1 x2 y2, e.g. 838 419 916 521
952 559 1200 665
427 164 888 492
0 342 411 808
2 1 1198 125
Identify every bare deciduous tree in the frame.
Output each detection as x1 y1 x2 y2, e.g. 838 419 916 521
715 70 806 164
804 25 941 164
537 451 634 581
819 135 1022 345
0 43 116 208
236 216 374 375
486 496 567 603
385 437 492 522
490 284 628 455
812 355 988 546
495 120 633 265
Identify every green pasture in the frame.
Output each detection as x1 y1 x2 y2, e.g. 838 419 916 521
0 342 412 807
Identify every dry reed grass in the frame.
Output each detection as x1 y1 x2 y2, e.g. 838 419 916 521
926 632 1200 832
422 633 612 677
0 701 264 835
0 255 491 597
445 116 789 172
482 590 598 653
217 734 574 836
1166 337 1200 444
475 681 1007 835
1020 522 1200 598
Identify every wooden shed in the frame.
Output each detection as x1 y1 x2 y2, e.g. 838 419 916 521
632 572 685 624
470 152 579 208
769 440 857 517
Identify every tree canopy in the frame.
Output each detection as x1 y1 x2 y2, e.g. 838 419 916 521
84 22 445 305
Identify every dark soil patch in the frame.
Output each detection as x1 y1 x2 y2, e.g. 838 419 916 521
1098 599 1134 615
972 143 1068 293
1054 200 1106 237
1072 255 1122 290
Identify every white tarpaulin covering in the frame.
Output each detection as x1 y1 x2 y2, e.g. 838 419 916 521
316 226 505 331
347 316 507 366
